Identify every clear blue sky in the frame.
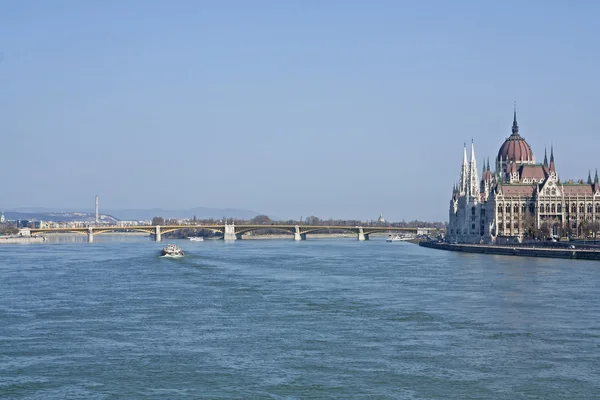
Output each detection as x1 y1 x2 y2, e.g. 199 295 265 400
1 0 599 221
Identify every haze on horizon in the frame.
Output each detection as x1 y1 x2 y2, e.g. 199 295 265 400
1 1 599 222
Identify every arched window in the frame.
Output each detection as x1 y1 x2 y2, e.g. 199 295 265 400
506 205 510 213
551 204 556 213
588 205 593 213
580 204 585 213
596 205 600 213
546 204 550 213
522 204 527 213
514 204 519 213
557 204 562 213
572 204 577 213
498 204 503 213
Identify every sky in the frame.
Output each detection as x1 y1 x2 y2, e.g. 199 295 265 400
1 0 599 221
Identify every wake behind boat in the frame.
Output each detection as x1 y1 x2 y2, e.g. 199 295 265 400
161 244 184 257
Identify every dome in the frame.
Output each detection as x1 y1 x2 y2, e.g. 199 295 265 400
497 110 534 162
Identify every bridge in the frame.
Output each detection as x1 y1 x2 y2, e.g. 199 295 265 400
28 223 420 243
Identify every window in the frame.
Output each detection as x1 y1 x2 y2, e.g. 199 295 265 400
471 207 476 215
506 205 510 213
514 205 519 213
498 223 504 230
580 204 585 213
557 204 562 213
596 205 600 213
551 204 556 213
498 205 503 213
522 205 527 213
471 224 475 230
529 204 535 214
588 205 593 213
572 204 577 213
545 204 550 213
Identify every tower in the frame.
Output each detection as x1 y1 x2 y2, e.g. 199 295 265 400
95 195 99 224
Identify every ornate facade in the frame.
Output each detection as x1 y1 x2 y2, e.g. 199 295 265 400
448 109 600 243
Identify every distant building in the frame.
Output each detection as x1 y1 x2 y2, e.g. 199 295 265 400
448 107 600 243
378 214 385 225
0 211 4 223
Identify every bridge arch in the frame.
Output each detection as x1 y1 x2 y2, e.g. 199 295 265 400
235 226 296 236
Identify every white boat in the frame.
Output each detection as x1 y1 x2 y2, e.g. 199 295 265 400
188 237 204 242
386 234 413 242
161 244 184 257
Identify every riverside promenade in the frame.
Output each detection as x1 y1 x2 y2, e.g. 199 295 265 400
420 241 600 261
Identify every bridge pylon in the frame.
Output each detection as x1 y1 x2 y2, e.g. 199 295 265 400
155 226 162 242
224 223 237 241
294 225 303 241
87 227 94 243
357 227 366 241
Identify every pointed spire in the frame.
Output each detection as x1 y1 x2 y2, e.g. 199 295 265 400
463 143 468 165
543 147 548 167
588 170 592 185
595 169 599 184
512 101 519 135
549 145 556 172
487 157 490 172
470 140 476 163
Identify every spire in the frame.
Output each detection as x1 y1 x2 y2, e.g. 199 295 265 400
588 170 592 185
459 143 468 195
487 157 490 172
468 140 479 198
511 102 519 135
543 147 548 167
595 169 599 184
549 145 556 172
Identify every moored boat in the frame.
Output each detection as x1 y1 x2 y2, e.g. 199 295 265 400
161 244 184 257
188 237 204 242
387 234 413 242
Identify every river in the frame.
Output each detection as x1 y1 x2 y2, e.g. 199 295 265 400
1 236 599 399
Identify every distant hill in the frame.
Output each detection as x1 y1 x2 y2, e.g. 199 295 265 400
104 207 261 221
6 207 262 222
4 211 119 223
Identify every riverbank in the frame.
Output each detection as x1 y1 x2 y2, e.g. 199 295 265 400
0 235 47 244
241 233 359 240
419 241 600 261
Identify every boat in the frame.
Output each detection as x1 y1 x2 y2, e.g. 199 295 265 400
188 237 204 242
161 244 184 257
386 234 413 242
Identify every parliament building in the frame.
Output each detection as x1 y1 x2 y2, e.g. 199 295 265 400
448 109 600 243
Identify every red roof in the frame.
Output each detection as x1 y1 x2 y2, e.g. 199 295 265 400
501 185 537 197
519 164 547 180
562 185 593 195
498 133 534 163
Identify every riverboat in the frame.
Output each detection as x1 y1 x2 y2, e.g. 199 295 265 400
161 244 184 257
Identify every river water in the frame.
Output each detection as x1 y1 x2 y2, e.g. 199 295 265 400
1 236 599 399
